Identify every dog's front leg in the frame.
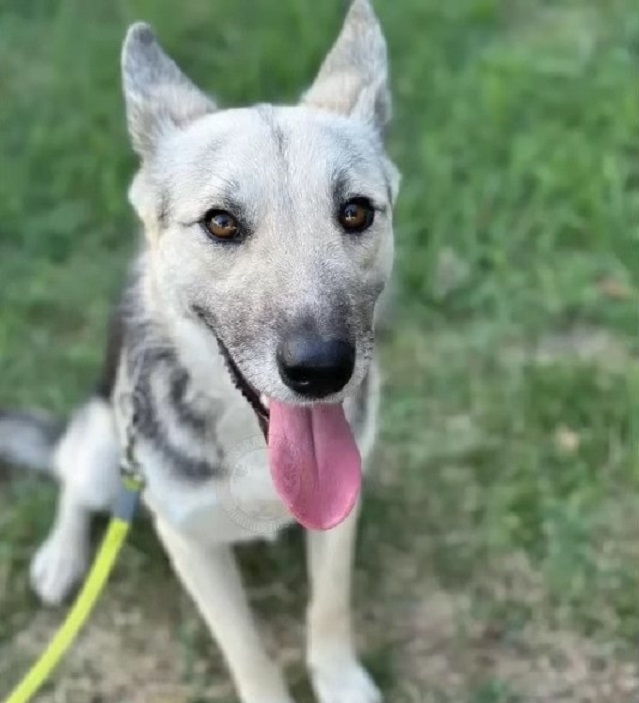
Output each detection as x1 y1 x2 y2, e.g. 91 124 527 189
155 517 294 703
306 503 382 703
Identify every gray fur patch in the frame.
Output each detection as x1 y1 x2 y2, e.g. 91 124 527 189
115 277 226 482
132 352 222 482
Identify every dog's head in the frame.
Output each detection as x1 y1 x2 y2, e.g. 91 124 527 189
122 0 400 529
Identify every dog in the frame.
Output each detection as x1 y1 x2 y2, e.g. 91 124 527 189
0 1 400 701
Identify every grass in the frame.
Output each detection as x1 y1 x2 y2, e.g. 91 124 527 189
1 0 639 700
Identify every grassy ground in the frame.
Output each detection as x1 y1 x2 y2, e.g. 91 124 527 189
1 0 638 700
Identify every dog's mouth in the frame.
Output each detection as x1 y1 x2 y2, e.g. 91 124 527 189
216 334 361 531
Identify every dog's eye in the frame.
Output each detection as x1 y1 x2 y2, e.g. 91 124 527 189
338 198 375 233
203 210 240 241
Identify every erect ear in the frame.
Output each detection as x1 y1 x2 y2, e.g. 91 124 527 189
302 0 391 132
121 23 216 159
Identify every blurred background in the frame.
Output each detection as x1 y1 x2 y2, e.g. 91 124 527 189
1 0 638 701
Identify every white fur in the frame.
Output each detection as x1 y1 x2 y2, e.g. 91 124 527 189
53 398 120 510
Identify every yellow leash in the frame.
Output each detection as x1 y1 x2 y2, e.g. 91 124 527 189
3 476 143 703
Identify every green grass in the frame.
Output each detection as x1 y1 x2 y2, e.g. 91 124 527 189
1 0 639 700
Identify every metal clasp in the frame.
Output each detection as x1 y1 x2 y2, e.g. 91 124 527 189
117 388 146 492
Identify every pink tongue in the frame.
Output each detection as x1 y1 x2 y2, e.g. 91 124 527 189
267 401 362 530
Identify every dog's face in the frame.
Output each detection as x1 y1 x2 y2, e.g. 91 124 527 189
123 0 399 405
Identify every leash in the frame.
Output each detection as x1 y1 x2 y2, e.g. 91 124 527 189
3 397 145 703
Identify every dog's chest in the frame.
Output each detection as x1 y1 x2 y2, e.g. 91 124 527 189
140 439 295 544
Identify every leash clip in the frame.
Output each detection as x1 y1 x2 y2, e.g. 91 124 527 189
117 389 146 496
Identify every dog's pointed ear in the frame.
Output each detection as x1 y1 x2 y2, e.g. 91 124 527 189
302 0 390 132
121 23 216 159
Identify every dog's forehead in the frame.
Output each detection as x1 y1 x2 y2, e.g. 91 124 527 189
155 105 389 213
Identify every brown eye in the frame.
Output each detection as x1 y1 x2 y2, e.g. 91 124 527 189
338 198 375 233
203 210 240 240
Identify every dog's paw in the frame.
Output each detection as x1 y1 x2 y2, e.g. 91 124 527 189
310 657 382 703
30 535 88 606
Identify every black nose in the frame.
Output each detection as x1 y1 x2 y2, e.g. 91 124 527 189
277 335 355 398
